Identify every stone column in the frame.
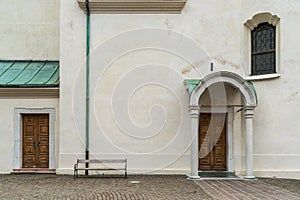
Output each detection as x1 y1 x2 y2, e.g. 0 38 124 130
244 106 255 179
188 105 200 180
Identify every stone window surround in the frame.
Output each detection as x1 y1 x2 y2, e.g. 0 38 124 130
244 12 280 80
77 0 187 14
13 108 56 170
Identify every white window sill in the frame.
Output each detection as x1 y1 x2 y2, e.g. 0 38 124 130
244 73 280 81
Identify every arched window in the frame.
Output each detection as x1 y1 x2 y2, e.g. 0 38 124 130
251 23 276 75
244 13 280 79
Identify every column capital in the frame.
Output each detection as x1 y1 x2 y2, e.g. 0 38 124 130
244 106 255 119
189 105 199 118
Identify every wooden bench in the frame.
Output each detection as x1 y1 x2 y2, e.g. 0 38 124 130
74 159 127 178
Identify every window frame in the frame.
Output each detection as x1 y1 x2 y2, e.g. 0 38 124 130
251 22 276 76
244 13 280 80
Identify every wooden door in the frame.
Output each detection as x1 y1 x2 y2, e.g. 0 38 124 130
22 114 49 168
199 113 226 171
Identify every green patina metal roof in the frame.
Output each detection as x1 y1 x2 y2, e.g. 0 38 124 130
0 60 59 87
185 79 201 94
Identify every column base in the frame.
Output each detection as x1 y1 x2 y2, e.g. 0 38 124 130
244 175 256 179
187 175 200 180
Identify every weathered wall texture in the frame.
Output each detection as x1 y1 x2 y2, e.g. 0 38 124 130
0 0 60 60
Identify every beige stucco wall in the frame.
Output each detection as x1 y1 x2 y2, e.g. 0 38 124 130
0 99 59 173
58 0 300 178
0 0 60 60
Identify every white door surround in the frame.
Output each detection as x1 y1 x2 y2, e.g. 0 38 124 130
188 71 257 179
13 108 56 170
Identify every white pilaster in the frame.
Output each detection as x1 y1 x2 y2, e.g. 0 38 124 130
188 105 200 180
244 106 255 179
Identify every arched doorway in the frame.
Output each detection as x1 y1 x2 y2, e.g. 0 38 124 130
187 71 257 179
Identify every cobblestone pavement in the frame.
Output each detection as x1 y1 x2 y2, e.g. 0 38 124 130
259 178 300 195
0 174 299 200
0 174 212 200
195 179 300 200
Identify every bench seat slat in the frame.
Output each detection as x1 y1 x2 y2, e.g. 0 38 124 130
77 159 126 163
77 168 125 170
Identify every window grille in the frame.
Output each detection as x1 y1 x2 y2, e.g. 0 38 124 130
251 23 276 75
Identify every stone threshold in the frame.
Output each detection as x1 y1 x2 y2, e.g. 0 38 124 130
198 171 238 178
198 177 243 180
12 168 56 174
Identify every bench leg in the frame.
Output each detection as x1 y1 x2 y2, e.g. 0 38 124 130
125 171 127 179
74 169 78 179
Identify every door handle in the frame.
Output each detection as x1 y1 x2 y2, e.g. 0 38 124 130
210 143 215 151
37 141 40 154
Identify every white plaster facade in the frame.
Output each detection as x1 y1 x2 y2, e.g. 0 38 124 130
0 0 300 179
0 0 60 60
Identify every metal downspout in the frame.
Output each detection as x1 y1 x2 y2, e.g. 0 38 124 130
85 0 90 175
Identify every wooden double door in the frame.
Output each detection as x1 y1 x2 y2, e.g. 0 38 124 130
199 113 227 171
22 114 49 168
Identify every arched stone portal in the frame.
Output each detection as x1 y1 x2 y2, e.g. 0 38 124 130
187 71 257 179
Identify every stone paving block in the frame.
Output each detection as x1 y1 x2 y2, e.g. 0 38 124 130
195 179 300 200
0 174 212 200
1 174 299 200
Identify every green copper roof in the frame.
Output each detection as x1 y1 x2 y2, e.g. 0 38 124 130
185 79 201 94
0 61 59 87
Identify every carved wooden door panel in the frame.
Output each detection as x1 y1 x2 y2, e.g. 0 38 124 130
199 114 212 170
22 114 49 168
199 113 226 171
